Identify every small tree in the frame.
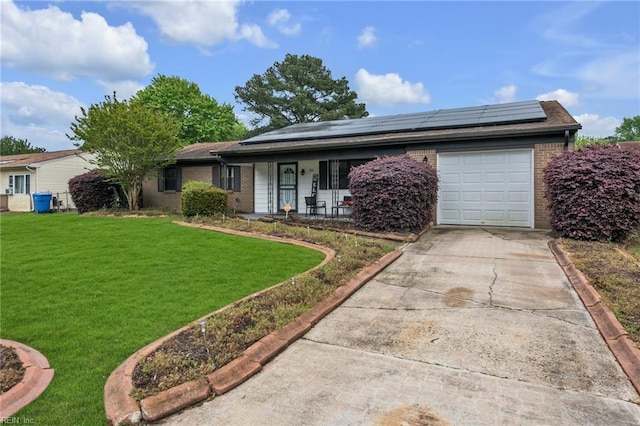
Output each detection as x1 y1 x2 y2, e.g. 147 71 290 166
544 145 640 241
68 93 182 211
348 155 438 233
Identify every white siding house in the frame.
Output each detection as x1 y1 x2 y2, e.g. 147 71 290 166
0 150 95 212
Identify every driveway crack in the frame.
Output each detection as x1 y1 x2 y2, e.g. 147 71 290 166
489 265 498 307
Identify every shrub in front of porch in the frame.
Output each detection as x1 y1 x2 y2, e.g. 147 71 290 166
544 145 640 242
348 155 438 232
181 181 227 216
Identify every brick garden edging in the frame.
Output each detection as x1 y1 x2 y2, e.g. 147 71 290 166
0 339 55 418
548 240 640 393
104 222 403 425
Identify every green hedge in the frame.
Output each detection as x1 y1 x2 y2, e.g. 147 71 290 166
181 181 227 217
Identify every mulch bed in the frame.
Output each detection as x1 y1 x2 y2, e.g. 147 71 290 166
0 344 25 394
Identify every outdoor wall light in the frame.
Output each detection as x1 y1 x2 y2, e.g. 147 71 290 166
300 169 306 176
422 156 429 163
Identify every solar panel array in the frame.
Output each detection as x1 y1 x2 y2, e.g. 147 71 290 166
242 100 547 145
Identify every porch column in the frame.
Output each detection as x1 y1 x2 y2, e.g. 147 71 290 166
267 162 274 216
330 159 340 211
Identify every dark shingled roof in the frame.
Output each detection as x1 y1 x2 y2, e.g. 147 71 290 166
174 141 240 161
218 100 580 157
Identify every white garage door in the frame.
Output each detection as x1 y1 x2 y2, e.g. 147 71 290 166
438 150 533 227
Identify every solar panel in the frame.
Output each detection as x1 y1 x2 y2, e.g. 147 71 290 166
242 100 546 145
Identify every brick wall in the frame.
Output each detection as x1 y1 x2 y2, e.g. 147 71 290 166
183 166 212 183
227 166 254 213
406 149 438 223
534 142 572 228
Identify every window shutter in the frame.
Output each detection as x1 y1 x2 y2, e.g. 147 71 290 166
233 166 241 192
25 175 31 194
319 161 328 190
157 168 165 192
212 164 221 187
176 166 182 192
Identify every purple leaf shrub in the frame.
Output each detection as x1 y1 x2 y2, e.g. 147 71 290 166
348 155 438 233
68 171 118 214
543 145 640 241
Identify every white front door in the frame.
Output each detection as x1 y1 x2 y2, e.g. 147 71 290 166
438 150 533 227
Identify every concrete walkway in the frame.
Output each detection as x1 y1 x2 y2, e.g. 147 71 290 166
161 227 640 425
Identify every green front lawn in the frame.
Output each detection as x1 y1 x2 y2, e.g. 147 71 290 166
0 213 324 424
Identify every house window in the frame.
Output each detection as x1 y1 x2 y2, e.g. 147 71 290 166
319 159 371 190
158 166 181 192
225 166 241 192
8 174 31 194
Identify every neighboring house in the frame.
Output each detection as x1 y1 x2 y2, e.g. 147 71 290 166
143 142 254 212
0 150 94 212
216 100 581 228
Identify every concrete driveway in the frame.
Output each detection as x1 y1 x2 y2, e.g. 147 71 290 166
162 227 640 425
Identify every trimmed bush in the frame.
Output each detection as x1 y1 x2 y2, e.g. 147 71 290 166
181 181 227 217
544 145 640 241
68 171 118 214
348 155 438 232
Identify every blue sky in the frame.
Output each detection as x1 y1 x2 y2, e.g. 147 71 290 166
1 0 638 151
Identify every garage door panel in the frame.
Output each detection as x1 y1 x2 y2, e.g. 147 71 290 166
440 191 459 202
463 173 482 183
463 191 482 202
508 191 529 202
508 171 530 183
462 210 482 221
485 191 505 202
440 173 460 184
438 150 532 227
485 172 505 183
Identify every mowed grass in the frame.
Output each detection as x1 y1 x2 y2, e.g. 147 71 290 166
0 213 324 424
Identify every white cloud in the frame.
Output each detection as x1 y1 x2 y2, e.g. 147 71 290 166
240 24 278 49
267 8 301 36
1 82 84 151
358 26 377 49
354 69 430 106
536 89 580 107
573 113 620 138
0 1 153 81
131 0 277 48
492 85 518 103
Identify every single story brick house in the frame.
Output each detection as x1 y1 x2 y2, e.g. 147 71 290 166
0 149 94 212
143 142 254 212
211 100 581 228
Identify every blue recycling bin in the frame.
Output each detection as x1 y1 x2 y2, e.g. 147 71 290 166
33 192 53 213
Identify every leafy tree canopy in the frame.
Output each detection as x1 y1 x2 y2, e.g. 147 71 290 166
68 93 182 210
1 136 46 155
234 53 368 135
614 115 640 141
133 74 246 144
575 135 611 150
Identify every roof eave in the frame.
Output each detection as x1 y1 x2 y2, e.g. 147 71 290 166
219 123 582 156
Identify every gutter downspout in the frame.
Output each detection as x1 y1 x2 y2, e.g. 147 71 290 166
26 165 37 211
563 130 570 152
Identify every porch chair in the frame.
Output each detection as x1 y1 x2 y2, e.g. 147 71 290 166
305 196 326 217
